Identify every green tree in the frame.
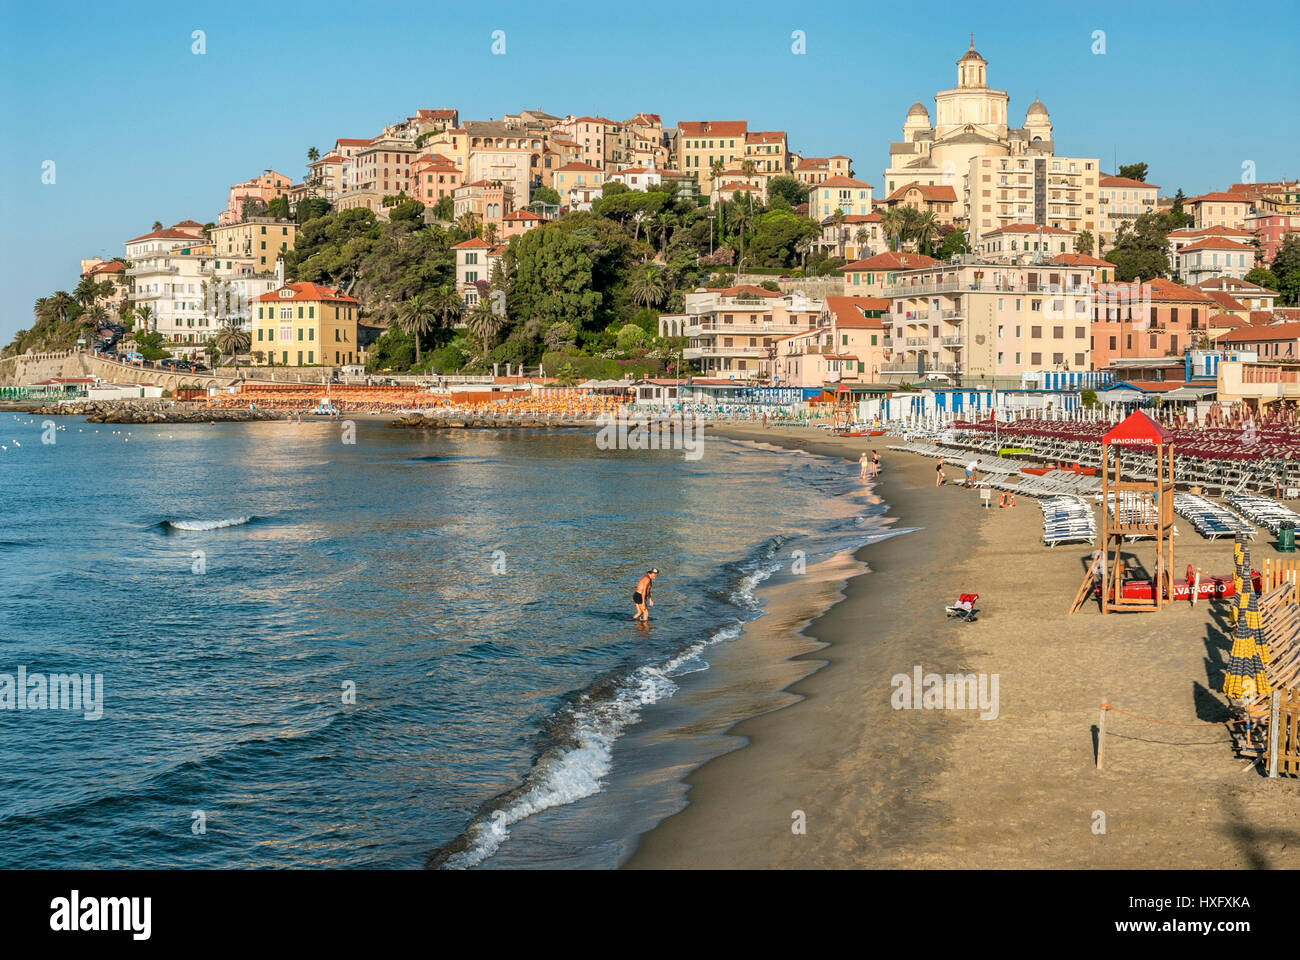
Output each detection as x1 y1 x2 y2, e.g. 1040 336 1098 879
531 185 561 206
266 196 290 219
766 175 806 208
214 321 251 367
466 300 505 356
936 227 969 259
509 225 601 332
1244 266 1280 291
1271 234 1300 306
1075 229 1094 255
432 196 455 221
307 146 320 163
1105 211 1171 281
627 264 666 308
1117 162 1148 182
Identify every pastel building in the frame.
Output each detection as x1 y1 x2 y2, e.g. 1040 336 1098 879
209 218 296 270
1173 237 1256 284
552 162 603 204
809 176 874 219
775 297 891 387
1097 175 1159 253
410 154 463 204
252 282 360 367
675 120 748 195
1089 278 1217 371
219 170 291 225
966 154 1100 253
841 252 940 296
677 286 822 381
452 238 505 307
1188 192 1252 230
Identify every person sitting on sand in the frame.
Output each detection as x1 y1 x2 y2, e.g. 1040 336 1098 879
633 568 658 622
936 457 946 487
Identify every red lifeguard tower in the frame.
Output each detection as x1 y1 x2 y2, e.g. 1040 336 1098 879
1099 410 1176 612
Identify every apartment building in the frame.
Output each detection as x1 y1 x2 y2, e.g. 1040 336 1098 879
251 282 360 367
879 182 958 227
218 170 291 226
819 213 882 261
624 113 668 169
551 116 628 168
675 120 747 195
1191 277 1278 313
209 218 296 270
1221 322 1300 361
1188 192 1252 230
1166 224 1257 265
966 154 1100 253
977 223 1076 260
743 131 789 175
878 256 1103 383
774 297 891 387
809 176 873 220
793 156 853 186
679 285 822 381
467 144 538 203
1089 278 1218 370
451 238 505 306
1173 237 1256 284
841 251 940 296
410 154 462 204
1097 176 1159 253
452 181 514 233
552 162 603 204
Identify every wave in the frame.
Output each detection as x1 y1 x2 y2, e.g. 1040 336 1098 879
428 541 785 870
162 516 253 532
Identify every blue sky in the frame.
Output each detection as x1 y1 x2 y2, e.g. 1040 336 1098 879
2 0 1296 343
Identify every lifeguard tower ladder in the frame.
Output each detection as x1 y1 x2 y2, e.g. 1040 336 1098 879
1100 411 1176 613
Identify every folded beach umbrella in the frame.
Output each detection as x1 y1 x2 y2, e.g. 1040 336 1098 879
1224 538 1270 700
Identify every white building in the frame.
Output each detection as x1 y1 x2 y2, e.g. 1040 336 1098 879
1173 237 1255 285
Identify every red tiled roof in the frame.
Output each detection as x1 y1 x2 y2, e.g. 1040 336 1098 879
840 251 938 271
255 282 358 304
812 175 871 189
1204 291 1246 311
1176 237 1254 253
1223 322 1300 343
705 284 783 298
984 223 1074 236
1188 192 1250 204
825 296 889 328
1048 253 1112 267
1168 225 1255 238
745 131 785 143
555 162 602 172
1208 313 1251 328
1099 176 1159 189
678 120 748 137
335 138 370 146
126 228 204 243
885 182 957 203
453 238 492 249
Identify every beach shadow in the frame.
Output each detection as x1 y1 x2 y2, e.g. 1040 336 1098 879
1201 617 1235 690
1191 680 1232 724
1215 792 1300 869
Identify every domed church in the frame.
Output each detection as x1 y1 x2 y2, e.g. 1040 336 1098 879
883 38 1056 226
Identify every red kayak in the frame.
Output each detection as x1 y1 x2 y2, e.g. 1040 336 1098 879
1094 569 1261 601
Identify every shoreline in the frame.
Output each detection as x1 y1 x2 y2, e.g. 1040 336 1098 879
628 424 1300 869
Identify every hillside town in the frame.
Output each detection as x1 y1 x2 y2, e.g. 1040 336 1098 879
7 39 1300 412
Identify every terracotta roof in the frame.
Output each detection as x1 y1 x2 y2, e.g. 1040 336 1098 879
453 238 492 249
417 109 458 119
840 251 939 271
795 158 829 170
86 260 125 275
1208 313 1251 328
1176 237 1254 253
1048 253 1112 267
504 211 546 221
720 182 760 191
678 120 748 137
255 282 358 304
126 228 204 243
812 175 871 189
1204 291 1246 311
704 285 783 298
1223 322 1300 343
1188 192 1250 204
1099 176 1159 189
832 213 881 223
555 162 602 172
1145 278 1217 303
1193 277 1275 294
885 182 957 203
984 223 1074 236
745 131 785 143
825 296 889 328
335 138 370 146
1168 225 1256 238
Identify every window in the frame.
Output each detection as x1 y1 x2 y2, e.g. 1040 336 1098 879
297 328 304 341
1053 327 1064 339
1030 352 1041 365
1030 326 1042 338
1108 336 1116 350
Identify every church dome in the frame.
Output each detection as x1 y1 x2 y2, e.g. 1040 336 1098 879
959 47 985 62
1027 97 1049 117
907 100 930 119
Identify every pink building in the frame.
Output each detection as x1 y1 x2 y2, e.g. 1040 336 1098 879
219 170 291 225
410 154 462 204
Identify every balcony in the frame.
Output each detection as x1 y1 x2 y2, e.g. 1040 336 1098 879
880 361 959 375
940 335 964 347
904 337 931 347
684 345 773 360
938 309 963 320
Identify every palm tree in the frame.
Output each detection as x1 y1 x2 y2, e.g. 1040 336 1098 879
879 208 905 251
33 297 55 324
483 222 499 247
831 209 847 259
432 283 462 330
466 300 504 356
151 220 163 231
740 159 758 178
456 212 480 237
854 226 872 259
137 304 154 333
307 146 320 163
628 265 666 309
911 210 939 256
214 321 251 369
73 277 100 309
400 294 437 365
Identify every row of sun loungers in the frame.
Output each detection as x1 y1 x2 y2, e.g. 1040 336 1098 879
1174 494 1256 540
1040 495 1097 547
1226 495 1300 536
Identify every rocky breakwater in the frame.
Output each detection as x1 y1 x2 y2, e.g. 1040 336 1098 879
388 412 597 431
32 400 283 424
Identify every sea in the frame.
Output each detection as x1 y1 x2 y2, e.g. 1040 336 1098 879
0 413 899 868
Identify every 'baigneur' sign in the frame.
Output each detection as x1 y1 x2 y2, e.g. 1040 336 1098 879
1103 410 1174 447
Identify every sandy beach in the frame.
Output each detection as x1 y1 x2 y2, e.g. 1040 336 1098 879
628 424 1300 869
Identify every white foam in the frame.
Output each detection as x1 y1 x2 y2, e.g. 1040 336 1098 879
167 516 251 531
441 618 746 870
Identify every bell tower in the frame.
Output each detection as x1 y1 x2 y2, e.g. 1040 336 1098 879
957 35 987 88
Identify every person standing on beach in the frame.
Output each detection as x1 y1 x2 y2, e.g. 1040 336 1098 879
871 450 880 478
860 452 870 479
936 457 946 486
964 458 979 488
633 569 658 622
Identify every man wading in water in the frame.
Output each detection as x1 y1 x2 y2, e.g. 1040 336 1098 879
633 568 659 622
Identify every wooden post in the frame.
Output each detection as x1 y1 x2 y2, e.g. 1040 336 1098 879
1097 701 1108 771
1270 691 1281 778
